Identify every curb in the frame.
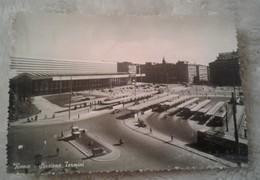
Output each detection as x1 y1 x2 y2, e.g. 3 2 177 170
67 133 120 162
123 118 237 168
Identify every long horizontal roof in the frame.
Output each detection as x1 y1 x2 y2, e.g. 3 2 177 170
128 94 179 111
190 99 211 112
161 96 189 107
11 72 129 80
10 57 118 77
206 102 225 116
102 91 158 105
215 109 227 118
177 98 199 108
198 106 212 113
187 103 198 110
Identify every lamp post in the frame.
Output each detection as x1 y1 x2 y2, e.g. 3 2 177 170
68 76 72 119
59 76 61 104
166 72 169 93
225 103 229 132
231 92 241 166
133 78 136 96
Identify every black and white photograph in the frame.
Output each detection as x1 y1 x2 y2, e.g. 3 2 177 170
7 12 248 175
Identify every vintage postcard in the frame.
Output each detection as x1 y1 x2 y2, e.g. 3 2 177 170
7 12 248 174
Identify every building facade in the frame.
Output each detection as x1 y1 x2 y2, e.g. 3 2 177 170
174 61 209 84
141 61 176 84
117 62 144 83
209 51 241 86
141 60 209 85
10 57 131 99
187 64 197 83
197 65 209 82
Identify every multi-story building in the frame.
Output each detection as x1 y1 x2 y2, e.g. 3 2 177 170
187 64 197 83
141 59 209 85
197 65 209 82
209 51 241 86
174 61 209 84
117 62 144 83
141 59 176 84
117 62 133 73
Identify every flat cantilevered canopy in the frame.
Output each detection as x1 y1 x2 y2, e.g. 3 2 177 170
161 96 189 107
198 106 212 114
127 94 179 112
177 98 199 109
53 74 129 81
102 91 158 105
206 101 225 116
215 109 227 118
190 99 211 112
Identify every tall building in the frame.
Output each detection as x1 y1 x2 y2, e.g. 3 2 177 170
197 65 209 82
117 62 145 83
141 58 176 84
175 61 209 84
209 51 241 86
187 64 197 83
117 62 133 73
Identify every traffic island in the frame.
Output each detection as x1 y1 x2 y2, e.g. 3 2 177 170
57 126 120 161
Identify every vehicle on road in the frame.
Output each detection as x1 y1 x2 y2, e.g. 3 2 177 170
112 109 121 114
136 119 147 128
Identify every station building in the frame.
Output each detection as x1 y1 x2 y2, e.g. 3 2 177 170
10 57 144 99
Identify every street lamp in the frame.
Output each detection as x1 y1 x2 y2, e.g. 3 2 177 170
59 76 61 104
133 78 136 96
68 76 72 119
225 103 229 132
231 92 241 166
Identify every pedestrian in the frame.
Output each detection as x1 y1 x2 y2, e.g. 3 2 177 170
244 129 247 138
119 139 124 145
78 114 80 119
171 133 174 141
61 131 64 137
150 128 152 134
56 147 60 156
88 140 93 146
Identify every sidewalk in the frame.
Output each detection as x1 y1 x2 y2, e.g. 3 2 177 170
9 107 114 127
68 133 121 162
123 116 237 168
33 96 66 119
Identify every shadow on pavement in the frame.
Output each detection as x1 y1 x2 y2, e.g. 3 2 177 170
45 154 58 158
186 143 248 164
81 155 95 160
116 113 133 120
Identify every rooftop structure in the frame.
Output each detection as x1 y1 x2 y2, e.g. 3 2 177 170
10 57 133 98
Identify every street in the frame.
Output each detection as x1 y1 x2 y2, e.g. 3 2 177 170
8 107 225 173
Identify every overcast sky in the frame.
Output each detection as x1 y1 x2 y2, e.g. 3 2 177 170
13 13 237 65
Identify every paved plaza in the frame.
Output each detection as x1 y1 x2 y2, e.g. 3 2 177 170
8 84 247 174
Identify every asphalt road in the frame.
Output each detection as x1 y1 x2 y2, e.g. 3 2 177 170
145 97 231 144
8 109 224 174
